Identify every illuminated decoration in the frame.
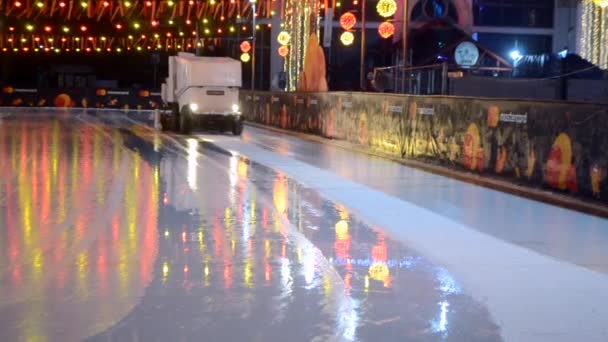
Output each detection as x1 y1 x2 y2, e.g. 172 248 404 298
278 45 289 57
378 21 395 39
339 12 357 31
593 0 608 7
376 0 397 18
282 0 323 91
340 31 355 46
277 31 291 45
579 0 608 69
240 40 251 53
0 0 277 54
240 52 251 62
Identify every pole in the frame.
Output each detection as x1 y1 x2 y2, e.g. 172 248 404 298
401 0 408 93
251 2 256 91
441 62 447 95
154 64 157 89
195 0 201 56
359 0 366 90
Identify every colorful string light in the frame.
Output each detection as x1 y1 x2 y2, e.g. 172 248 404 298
579 0 608 69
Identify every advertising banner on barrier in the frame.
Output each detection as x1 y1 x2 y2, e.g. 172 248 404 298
241 91 608 204
0 87 162 110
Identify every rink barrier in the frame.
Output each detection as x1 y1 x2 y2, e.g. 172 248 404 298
0 86 162 110
241 91 608 204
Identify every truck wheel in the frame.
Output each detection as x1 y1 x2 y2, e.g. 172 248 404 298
162 103 179 131
232 119 244 136
179 109 192 134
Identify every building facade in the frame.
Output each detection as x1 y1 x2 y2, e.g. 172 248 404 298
471 0 578 59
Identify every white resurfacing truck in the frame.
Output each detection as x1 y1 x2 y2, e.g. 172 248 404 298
161 52 243 135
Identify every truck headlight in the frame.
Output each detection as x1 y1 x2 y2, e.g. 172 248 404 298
189 103 198 112
232 104 239 113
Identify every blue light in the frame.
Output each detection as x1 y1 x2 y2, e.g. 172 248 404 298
510 50 522 60
433 0 444 16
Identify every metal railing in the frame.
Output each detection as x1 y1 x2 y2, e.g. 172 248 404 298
372 63 448 95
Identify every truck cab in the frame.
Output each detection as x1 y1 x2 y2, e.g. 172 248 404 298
161 53 243 135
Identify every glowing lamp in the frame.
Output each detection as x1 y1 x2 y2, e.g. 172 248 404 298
278 45 289 57
240 40 251 53
44 26 52 32
340 12 357 30
80 25 87 32
116 23 122 29
240 52 251 62
376 0 397 18
340 31 355 46
14 1 22 7
59 2 66 7
277 31 291 45
378 21 395 39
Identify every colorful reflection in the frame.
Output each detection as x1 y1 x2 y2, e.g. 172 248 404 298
153 159 470 340
0 118 159 341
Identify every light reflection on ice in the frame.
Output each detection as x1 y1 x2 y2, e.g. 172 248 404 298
186 138 198 191
436 267 461 295
431 300 450 333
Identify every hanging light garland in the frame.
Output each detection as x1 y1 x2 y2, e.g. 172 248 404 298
281 0 321 91
579 0 608 69
0 0 275 54
592 0 608 7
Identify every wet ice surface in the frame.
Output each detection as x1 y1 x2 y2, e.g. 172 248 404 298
0 112 502 341
242 127 608 275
